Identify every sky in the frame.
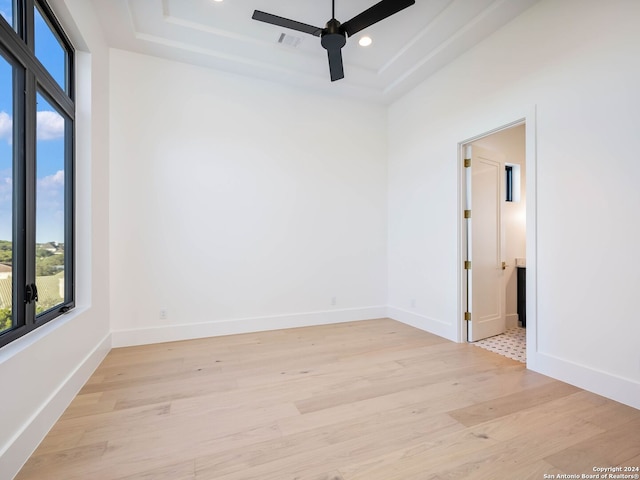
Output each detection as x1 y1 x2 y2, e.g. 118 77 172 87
0 2 67 243
0 0 10 26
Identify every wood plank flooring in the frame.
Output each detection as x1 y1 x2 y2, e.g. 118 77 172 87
15 319 640 479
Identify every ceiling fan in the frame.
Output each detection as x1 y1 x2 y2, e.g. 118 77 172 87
252 0 416 82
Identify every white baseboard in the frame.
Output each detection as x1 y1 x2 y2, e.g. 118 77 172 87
111 306 388 348
528 350 640 411
1 333 111 480
386 306 455 341
506 313 519 329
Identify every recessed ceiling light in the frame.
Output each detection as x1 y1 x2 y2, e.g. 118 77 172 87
358 36 372 47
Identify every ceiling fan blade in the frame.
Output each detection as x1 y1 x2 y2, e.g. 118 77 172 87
341 0 415 37
252 10 323 37
326 48 344 82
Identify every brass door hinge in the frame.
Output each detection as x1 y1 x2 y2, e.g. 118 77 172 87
464 260 472 270
464 312 471 321
464 210 471 219
464 158 471 168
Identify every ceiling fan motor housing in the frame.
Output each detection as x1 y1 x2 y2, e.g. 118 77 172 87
321 18 346 50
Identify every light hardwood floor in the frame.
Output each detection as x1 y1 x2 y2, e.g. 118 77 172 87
15 319 640 479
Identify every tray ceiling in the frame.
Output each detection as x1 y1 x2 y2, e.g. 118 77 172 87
91 0 540 103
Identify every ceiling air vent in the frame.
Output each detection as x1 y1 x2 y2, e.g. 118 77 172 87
278 33 302 48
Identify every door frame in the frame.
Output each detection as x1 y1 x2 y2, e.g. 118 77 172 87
457 108 537 369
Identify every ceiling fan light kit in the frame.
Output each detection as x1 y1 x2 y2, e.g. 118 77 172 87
252 0 415 82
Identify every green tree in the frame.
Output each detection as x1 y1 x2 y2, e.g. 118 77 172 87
36 246 54 258
0 308 11 332
0 240 11 264
36 254 65 276
36 298 59 315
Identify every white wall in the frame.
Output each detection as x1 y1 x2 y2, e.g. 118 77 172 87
388 0 640 408
0 0 112 478
5 2 640 477
473 125 526 327
109 51 388 346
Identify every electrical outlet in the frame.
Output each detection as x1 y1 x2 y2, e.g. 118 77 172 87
411 299 416 308
331 296 337 306
159 309 167 319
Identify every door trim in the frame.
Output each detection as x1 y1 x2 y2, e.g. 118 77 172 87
457 107 537 369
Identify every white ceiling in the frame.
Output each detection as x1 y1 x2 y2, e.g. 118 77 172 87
91 0 540 103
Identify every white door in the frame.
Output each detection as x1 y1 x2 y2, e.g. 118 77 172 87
467 145 506 342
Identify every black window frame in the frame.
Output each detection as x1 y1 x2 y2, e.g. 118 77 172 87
505 165 513 202
0 0 75 348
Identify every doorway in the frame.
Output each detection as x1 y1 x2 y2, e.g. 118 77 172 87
460 123 527 357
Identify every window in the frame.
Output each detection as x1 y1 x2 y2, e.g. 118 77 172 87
0 51 13 335
505 163 521 203
34 4 68 92
505 165 513 202
0 0 74 347
0 0 15 32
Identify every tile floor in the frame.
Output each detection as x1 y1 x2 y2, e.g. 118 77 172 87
473 326 526 363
